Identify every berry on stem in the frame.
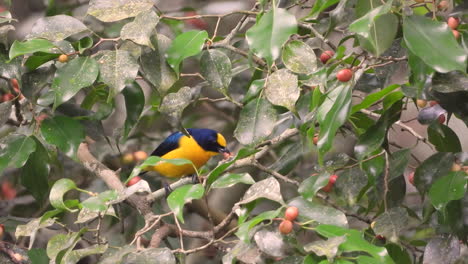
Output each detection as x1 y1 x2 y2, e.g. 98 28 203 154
416 99 427 108
279 220 293 234
447 17 460 30
58 54 69 63
284 206 299 221
126 176 142 187
322 174 338 193
313 134 319 145
452 30 460 39
121 153 134 164
437 0 448 10
133 150 148 161
336 69 353 82
438 114 445 124
320 50 335 64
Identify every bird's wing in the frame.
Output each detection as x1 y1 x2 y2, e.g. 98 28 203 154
150 132 184 157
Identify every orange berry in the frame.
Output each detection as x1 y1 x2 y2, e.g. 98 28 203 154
121 153 134 164
133 151 148 161
284 206 299 221
279 220 293 234
437 0 448 10
448 17 460 30
58 54 69 63
126 176 142 186
451 163 461 172
336 69 353 82
416 99 427 108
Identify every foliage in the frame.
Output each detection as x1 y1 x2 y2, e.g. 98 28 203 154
0 0 467 263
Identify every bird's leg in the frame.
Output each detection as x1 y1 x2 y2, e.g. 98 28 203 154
190 174 199 184
163 182 173 197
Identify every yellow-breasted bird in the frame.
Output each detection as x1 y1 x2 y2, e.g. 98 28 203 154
142 128 230 178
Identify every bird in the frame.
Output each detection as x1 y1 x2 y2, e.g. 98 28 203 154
141 128 231 179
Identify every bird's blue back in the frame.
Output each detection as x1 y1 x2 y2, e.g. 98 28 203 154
150 128 218 157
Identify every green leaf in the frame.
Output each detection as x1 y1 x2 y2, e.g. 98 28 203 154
122 82 145 140
305 0 339 19
414 152 454 197
63 244 108 264
315 225 394 263
298 171 331 201
246 8 297 66
25 52 60 70
166 30 208 75
28 248 49 264
51 56 99 109
49 178 78 211
15 218 55 243
427 122 462 152
206 148 258 186
234 98 278 145
351 84 399 114
403 15 467 73
200 49 232 94
0 10 14 24
96 50 139 100
238 177 284 205
20 137 50 202
76 36 93 54
335 167 368 206
41 116 85 160
140 34 177 95
317 82 353 158
81 190 118 211
385 244 412 264
236 208 282 243
428 171 467 210
211 173 255 189
27 15 88 41
47 228 87 263
289 197 348 227
0 134 36 176
265 69 299 112
349 0 392 37
372 207 409 243
167 184 204 223
121 9 159 48
9 39 55 60
159 86 192 125
304 236 346 261
87 0 154 22
282 40 317 74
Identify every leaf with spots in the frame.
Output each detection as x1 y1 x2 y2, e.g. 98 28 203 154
372 207 408 243
200 49 232 94
51 56 99 110
167 184 204 223
0 134 36 176
238 177 284 205
26 15 89 42
282 40 317 74
159 86 192 126
40 116 85 160
121 10 160 48
265 69 299 112
87 0 154 23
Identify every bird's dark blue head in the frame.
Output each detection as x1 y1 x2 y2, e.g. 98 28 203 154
188 128 230 154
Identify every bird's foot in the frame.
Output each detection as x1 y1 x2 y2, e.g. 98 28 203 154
190 174 200 184
163 182 173 197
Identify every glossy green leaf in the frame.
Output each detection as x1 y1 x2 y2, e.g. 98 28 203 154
40 116 85 160
20 137 50 202
206 148 258 186
167 184 204 223
97 49 139 100
211 173 255 189
9 39 55 60
62 244 108 264
349 0 392 37
385 244 411 264
243 79 264 103
77 36 93 54
403 15 467 73
238 177 284 205
427 122 462 152
235 208 281 243
315 225 394 263
265 69 299 112
298 171 331 201
428 171 467 210
200 49 232 94
25 52 60 70
305 0 340 19
27 15 88 41
282 40 317 74
317 82 353 158
28 248 49 264
87 0 154 22
246 8 297 66
355 13 398 56
414 152 454 197
372 207 409 243
51 56 99 109
166 30 208 75
234 98 278 145
140 34 177 95
122 82 145 140
49 178 78 211
351 84 399 114
289 197 348 227
0 134 36 176
121 10 159 48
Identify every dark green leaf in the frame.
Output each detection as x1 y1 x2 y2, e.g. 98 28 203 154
403 15 466 73
305 0 339 19
87 0 154 22
27 15 88 41
246 8 297 66
0 134 36 176
167 184 204 223
234 98 278 145
351 84 399 114
51 56 99 109
385 244 411 264
206 148 258 186
9 39 55 60
298 171 330 201
122 82 145 140
335 167 368 206
49 178 78 211
282 40 317 74
20 137 50 202
211 173 255 189
166 30 208 75
121 9 159 48
427 122 462 152
25 52 60 70
265 69 299 112
372 207 409 243
41 116 85 160
46 228 87 263
414 152 454 197
428 171 467 210
77 37 93 54
62 244 108 264
200 49 232 94
235 208 281 243
28 248 49 264
289 197 348 227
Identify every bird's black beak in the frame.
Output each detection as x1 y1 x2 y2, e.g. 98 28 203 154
218 147 230 154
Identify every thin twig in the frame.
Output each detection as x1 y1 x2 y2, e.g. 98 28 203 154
383 151 390 212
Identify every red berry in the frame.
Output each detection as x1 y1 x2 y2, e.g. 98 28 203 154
184 11 208 30
438 114 445 124
313 134 319 145
279 220 293 234
437 0 448 10
321 174 338 193
448 17 460 30
376 235 386 241
2 93 14 102
126 176 142 186
336 69 353 82
429 101 439 106
1 181 17 200
284 206 299 221
452 30 460 39
320 50 335 64
408 172 415 186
